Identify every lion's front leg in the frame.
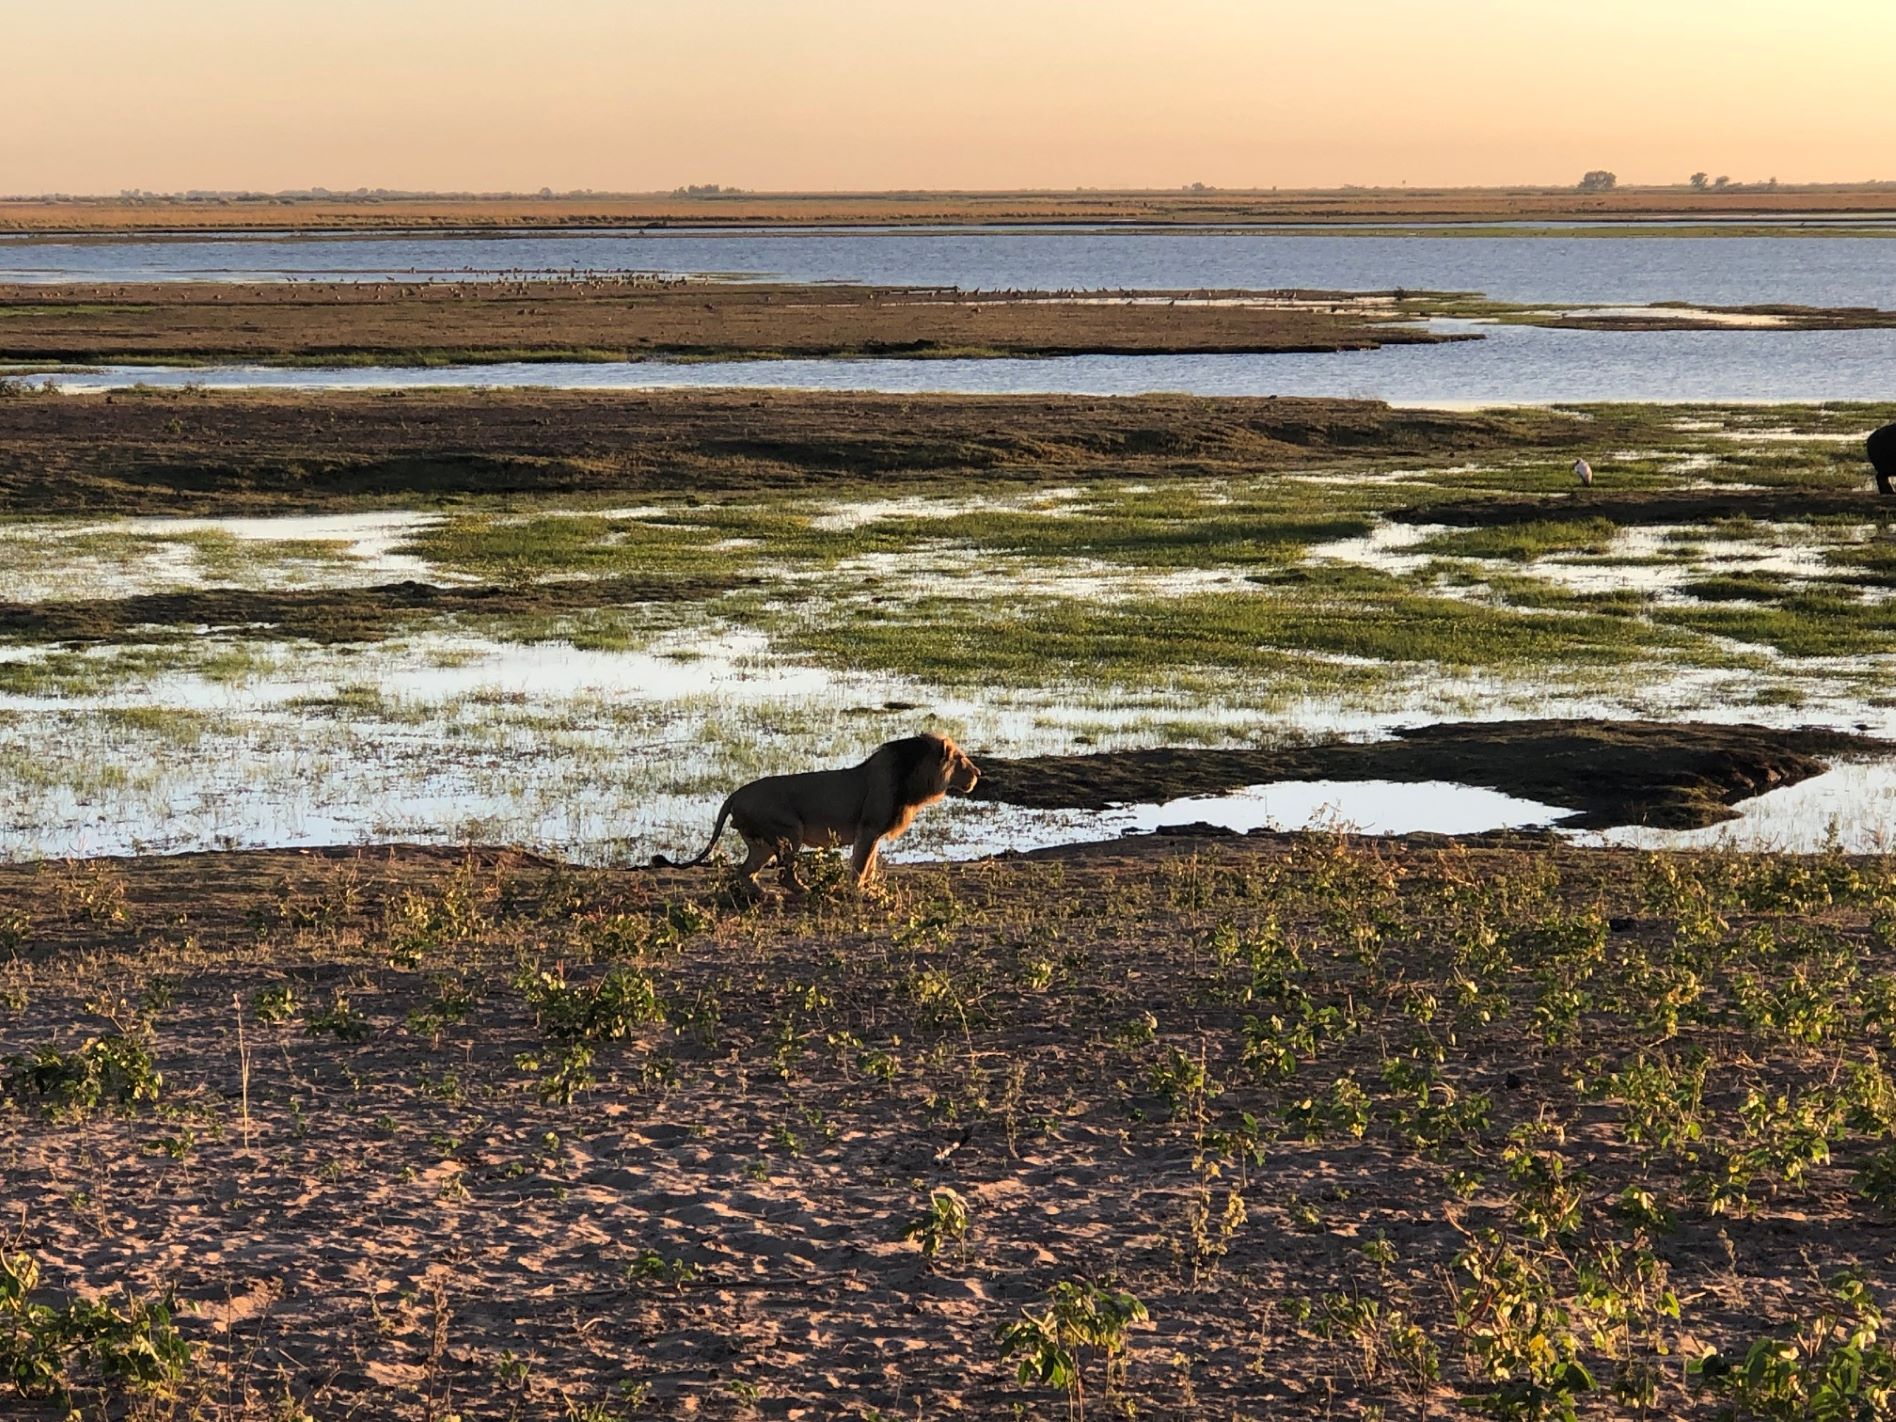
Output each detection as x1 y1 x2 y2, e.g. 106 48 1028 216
850 830 884 885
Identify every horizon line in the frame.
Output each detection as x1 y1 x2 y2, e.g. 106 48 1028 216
9 179 1896 203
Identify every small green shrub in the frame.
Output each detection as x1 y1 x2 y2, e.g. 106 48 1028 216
251 983 299 1025
0 906 29 954
2 1035 161 1119
518 964 665 1044
998 1278 1149 1421
305 993 371 1042
904 1187 972 1262
1692 1272 1896 1419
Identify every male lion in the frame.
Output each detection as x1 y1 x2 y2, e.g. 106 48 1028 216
656 733 980 892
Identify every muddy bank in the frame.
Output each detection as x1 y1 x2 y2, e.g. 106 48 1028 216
1392 488 1892 529
971 718 1886 830
0 389 1593 515
0 574 742 645
0 281 1463 366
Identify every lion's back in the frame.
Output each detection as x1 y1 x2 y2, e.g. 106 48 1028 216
727 765 871 834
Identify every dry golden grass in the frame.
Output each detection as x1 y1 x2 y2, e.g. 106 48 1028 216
6 185 1896 232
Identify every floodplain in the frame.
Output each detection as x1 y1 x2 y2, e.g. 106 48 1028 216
5 242 1896 1418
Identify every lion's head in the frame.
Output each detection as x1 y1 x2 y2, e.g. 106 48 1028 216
887 732 981 806
938 736 981 797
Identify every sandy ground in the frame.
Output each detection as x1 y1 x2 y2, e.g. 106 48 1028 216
4 837 1896 1418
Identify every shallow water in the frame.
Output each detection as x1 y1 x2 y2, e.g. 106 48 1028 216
0 509 443 601
1599 760 1896 856
3 606 1892 864
7 226 1896 307
29 321 1896 404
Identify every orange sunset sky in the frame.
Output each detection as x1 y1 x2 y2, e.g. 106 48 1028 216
8 0 1895 194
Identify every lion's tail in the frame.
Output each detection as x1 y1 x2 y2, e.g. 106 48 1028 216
651 798 733 869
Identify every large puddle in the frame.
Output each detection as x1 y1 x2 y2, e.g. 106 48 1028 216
26 320 1896 403
995 779 1568 849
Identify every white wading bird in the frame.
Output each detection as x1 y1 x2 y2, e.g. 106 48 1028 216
1573 458 1594 487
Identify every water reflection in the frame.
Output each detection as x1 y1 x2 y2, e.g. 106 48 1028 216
7 226 1896 307
30 322 1896 404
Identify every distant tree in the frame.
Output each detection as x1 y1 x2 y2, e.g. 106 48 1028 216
1765 176 1779 189
1714 175 1731 188
1578 170 1618 192
1690 172 1709 190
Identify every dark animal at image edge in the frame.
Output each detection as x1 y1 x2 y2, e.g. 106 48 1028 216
654 733 981 890
1870 421 1896 496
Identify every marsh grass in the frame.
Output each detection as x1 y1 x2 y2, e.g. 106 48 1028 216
1658 590 1896 658
771 574 1672 691
4 406 1894 863
94 707 213 745
1682 574 1791 603
1418 517 1621 562
398 487 1383 584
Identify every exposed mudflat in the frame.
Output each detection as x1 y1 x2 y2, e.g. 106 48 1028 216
0 281 1464 366
1537 302 1896 332
1392 487 1891 528
0 388 1590 515
972 718 1886 830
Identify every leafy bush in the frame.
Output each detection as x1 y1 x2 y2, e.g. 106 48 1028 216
0 1252 192 1406
904 1187 972 1262
1692 1272 1896 1418
518 964 665 1044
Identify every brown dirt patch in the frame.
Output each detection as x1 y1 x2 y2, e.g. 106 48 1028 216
0 574 742 645
1391 488 1893 528
971 718 1885 829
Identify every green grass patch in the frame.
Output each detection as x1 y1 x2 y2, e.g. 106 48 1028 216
1658 589 1896 658
1418 518 1620 562
779 566 1672 687
1682 574 1789 603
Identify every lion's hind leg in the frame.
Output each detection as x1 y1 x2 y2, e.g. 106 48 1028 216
734 834 777 896
776 837 810 896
